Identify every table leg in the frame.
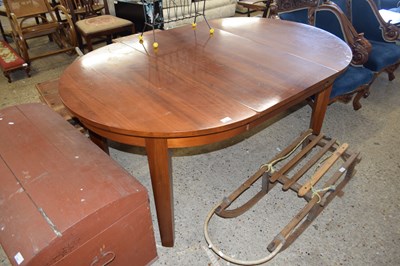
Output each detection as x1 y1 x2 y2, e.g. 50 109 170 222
145 138 175 247
310 84 333 135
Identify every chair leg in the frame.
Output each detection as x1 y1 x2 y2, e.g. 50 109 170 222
85 37 93 52
385 63 399 81
106 35 112 45
352 85 370 110
76 31 85 52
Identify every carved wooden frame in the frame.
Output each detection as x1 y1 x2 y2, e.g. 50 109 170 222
317 1 372 65
315 1 375 109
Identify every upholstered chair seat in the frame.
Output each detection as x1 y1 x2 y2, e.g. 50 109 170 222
63 0 135 52
75 15 133 35
330 67 374 100
330 66 374 109
365 40 400 76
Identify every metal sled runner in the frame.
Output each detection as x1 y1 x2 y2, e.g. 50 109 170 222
204 129 361 265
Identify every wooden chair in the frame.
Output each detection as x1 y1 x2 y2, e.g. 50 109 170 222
3 0 77 63
62 0 134 52
278 2 375 110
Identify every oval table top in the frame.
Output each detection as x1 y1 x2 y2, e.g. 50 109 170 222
59 17 351 142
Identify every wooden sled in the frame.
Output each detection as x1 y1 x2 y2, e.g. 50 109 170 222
204 129 361 265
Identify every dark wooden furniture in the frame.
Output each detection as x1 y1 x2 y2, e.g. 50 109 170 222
59 17 351 247
3 0 77 63
0 103 157 265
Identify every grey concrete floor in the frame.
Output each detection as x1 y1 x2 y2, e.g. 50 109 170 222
1 16 400 266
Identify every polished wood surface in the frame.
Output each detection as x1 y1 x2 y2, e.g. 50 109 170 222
59 17 351 247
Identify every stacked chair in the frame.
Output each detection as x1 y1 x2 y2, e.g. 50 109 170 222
278 1 374 110
3 0 77 63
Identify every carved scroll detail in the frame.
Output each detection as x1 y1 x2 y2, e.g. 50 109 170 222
350 33 371 65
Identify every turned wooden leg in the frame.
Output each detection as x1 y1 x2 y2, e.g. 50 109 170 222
86 37 94 52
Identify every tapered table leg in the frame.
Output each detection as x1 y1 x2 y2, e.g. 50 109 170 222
88 130 109 154
310 84 333 135
145 138 175 247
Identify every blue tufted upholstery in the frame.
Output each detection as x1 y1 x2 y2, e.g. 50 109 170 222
330 67 374 99
279 4 375 109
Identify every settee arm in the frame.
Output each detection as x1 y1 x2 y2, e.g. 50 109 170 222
355 0 399 41
318 1 372 65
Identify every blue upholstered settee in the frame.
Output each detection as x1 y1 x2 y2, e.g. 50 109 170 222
278 2 374 110
331 0 400 82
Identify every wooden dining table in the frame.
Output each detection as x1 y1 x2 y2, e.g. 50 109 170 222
59 17 352 247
